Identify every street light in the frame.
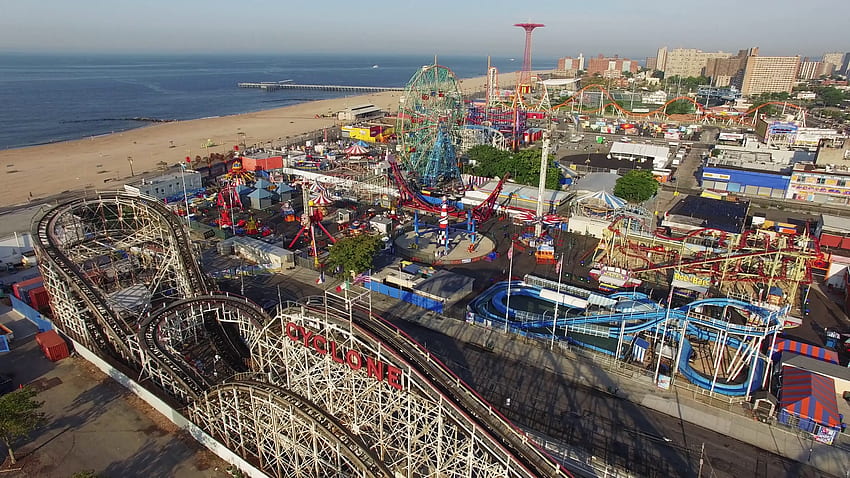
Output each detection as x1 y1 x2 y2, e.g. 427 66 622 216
127 156 134 177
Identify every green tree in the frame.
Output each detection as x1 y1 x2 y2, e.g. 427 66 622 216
0 386 46 464
816 87 845 107
665 99 695 115
614 170 658 203
466 145 511 177
325 235 382 277
71 472 102 478
469 146 561 189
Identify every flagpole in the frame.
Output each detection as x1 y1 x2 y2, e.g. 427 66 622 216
551 253 563 350
504 243 514 333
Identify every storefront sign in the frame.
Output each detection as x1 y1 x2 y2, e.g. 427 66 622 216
673 271 711 288
285 322 404 390
703 172 731 181
792 184 850 196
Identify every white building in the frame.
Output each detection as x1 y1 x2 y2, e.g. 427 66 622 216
642 90 668 105
338 104 383 122
124 169 202 201
226 236 295 271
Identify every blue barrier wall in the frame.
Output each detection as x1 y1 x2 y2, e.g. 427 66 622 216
10 295 53 332
365 281 443 313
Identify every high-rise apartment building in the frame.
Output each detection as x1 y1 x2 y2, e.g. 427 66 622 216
822 52 844 72
739 55 800 95
645 57 657 70
655 47 731 77
799 60 830 79
556 54 584 75
585 54 639 77
656 47 668 72
705 48 756 87
841 53 850 75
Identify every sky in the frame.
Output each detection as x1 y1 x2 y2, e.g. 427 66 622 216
1 0 847 61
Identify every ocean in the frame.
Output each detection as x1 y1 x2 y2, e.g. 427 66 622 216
0 53 556 151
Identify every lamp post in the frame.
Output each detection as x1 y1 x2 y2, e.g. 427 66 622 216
127 156 134 177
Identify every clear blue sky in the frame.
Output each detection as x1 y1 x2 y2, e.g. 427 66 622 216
1 0 847 60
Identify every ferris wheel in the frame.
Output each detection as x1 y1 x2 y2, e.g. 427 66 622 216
396 64 465 188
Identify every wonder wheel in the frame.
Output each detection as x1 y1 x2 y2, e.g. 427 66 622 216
396 64 465 188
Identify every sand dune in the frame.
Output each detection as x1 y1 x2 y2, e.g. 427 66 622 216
0 73 501 208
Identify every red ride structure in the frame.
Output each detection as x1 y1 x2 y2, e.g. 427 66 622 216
513 23 544 95
388 158 507 224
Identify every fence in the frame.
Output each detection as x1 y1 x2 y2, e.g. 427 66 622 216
10 295 53 332
365 281 443 313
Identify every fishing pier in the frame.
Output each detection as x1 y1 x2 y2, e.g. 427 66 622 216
238 81 404 93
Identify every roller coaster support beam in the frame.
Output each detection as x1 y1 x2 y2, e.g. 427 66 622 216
534 132 551 237
467 210 477 245
414 210 420 247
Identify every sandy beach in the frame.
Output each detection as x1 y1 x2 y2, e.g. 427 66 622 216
0 73 499 208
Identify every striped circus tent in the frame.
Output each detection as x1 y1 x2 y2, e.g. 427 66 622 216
578 190 627 209
311 190 333 206
344 144 369 156
779 366 840 428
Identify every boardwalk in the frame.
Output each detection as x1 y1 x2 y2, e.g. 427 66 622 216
238 82 405 92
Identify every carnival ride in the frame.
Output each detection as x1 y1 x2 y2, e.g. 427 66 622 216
396 64 465 188
288 182 336 260
33 192 576 478
550 84 807 125
469 278 785 397
590 215 820 309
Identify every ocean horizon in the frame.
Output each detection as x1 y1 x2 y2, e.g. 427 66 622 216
0 52 557 151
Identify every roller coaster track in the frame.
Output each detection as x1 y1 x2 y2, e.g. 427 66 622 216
550 84 804 123
207 380 395 478
35 192 577 477
302 295 572 478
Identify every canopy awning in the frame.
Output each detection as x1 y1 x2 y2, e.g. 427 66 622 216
578 190 626 209
780 366 840 428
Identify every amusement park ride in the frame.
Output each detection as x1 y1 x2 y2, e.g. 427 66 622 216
589 214 821 316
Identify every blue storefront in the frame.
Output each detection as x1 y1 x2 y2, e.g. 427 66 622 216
700 166 790 199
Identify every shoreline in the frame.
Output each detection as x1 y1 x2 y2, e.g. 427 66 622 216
0 73 498 208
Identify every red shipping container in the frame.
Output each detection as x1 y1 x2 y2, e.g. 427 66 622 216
12 277 43 301
35 330 69 362
28 286 51 311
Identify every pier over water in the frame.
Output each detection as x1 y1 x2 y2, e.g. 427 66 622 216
238 81 404 93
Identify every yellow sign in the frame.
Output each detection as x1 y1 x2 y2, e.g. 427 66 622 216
673 270 711 288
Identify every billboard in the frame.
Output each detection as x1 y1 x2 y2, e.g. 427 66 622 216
718 132 745 141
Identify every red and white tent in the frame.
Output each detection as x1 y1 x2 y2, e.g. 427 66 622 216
344 144 369 156
311 190 333 206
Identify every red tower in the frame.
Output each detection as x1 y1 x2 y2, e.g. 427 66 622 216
514 22 544 94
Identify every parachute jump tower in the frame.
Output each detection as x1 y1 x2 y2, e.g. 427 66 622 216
514 23 544 95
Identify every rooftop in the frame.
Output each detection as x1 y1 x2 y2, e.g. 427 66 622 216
609 142 671 160
665 196 749 234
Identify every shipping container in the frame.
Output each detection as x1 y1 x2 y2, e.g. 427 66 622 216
28 286 51 311
35 330 69 362
12 276 43 303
